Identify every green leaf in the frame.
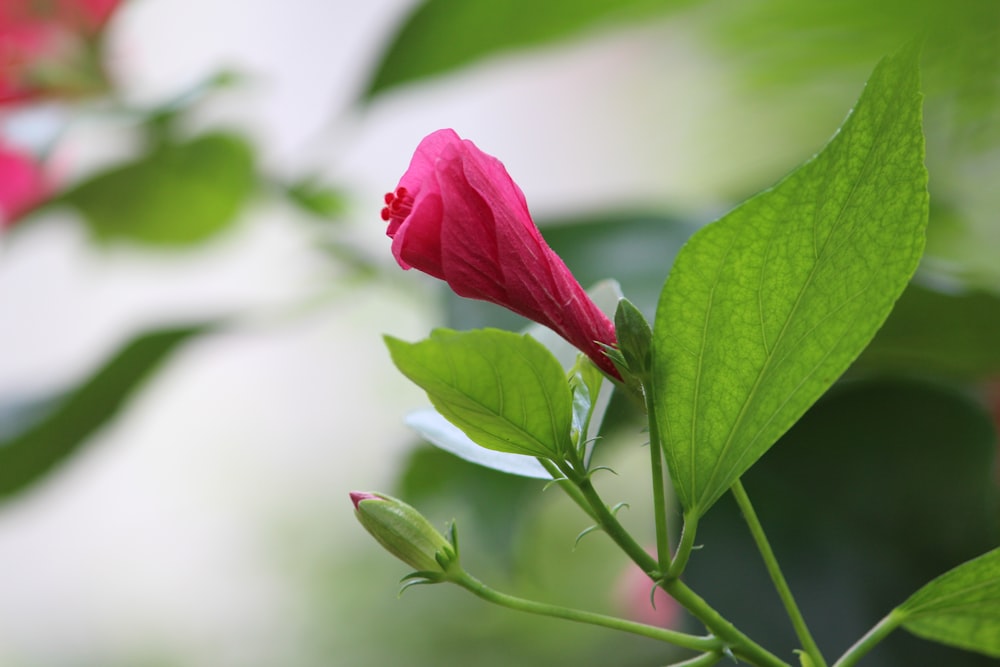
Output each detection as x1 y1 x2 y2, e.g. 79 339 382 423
0 325 210 501
61 133 255 245
385 329 573 458
896 547 1000 658
568 354 604 452
364 0 687 99
404 408 553 479
651 44 928 516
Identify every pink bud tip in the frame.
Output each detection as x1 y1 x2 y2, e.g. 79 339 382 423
349 491 380 509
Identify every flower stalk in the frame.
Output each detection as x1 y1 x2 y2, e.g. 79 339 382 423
452 569 723 654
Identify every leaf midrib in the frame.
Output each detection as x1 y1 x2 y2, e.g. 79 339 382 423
696 103 891 506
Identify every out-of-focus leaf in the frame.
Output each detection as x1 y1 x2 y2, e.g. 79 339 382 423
856 282 1000 379
61 133 255 245
284 178 347 220
0 396 63 444
897 547 1000 658
652 45 928 517
0 325 210 501
365 0 689 99
710 0 996 102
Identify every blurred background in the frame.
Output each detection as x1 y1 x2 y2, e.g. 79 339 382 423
1 1 998 665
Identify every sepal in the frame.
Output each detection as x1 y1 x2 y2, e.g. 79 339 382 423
613 298 653 382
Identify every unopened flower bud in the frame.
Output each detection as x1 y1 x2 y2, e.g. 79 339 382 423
381 129 620 379
350 491 457 576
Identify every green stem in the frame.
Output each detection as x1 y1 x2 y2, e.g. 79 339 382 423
643 386 672 573
538 458 598 521
831 611 903 667
569 469 661 573
564 469 790 667
663 578 791 667
668 651 725 666
730 480 826 667
452 570 722 653
667 512 699 579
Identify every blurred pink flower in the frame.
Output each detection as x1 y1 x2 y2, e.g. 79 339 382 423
0 0 121 102
383 129 620 378
615 551 681 629
65 0 122 30
0 142 48 227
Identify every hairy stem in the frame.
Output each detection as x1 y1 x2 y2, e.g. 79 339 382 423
538 457 597 521
562 467 791 667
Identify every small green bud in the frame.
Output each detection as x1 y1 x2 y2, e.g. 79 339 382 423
605 298 654 407
350 491 458 576
614 298 653 380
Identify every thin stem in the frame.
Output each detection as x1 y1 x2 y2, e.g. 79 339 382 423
667 512 699 579
452 570 723 653
663 578 791 667
563 468 790 667
538 458 598 521
667 651 725 666
643 386 672 573
569 468 661 574
832 611 903 667
730 480 826 667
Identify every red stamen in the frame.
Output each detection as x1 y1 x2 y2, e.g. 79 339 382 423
381 186 414 226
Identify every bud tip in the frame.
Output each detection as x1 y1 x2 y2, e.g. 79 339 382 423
350 491 379 509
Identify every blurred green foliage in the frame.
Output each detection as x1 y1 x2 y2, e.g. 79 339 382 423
859 284 1000 380
0 325 210 502
364 0 695 98
60 133 256 245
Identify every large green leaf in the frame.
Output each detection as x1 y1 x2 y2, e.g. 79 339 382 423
0 325 209 501
896 548 1000 658
651 45 928 516
61 133 255 246
364 0 686 99
386 329 573 459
